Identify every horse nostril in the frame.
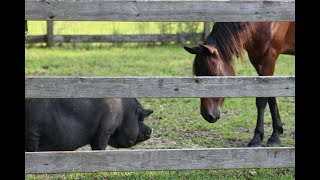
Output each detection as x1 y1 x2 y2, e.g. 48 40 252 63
208 114 219 122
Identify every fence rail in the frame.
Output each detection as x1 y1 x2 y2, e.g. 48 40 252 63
25 147 295 174
25 76 295 98
25 0 295 22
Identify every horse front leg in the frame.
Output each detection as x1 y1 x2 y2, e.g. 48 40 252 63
248 97 268 147
267 97 284 146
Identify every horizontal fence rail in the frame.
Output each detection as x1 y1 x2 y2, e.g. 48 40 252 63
25 0 295 22
25 76 295 98
26 33 203 43
25 147 295 174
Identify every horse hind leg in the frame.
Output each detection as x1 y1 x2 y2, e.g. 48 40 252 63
248 97 268 147
267 97 284 147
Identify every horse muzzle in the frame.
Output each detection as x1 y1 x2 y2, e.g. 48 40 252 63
202 113 220 123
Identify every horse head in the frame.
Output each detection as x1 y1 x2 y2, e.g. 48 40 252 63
184 44 235 123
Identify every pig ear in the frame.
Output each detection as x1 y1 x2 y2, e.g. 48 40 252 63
136 108 153 122
142 109 153 118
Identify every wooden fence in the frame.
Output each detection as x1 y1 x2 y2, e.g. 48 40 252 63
25 0 295 21
25 0 295 174
25 76 294 98
25 0 295 46
26 147 295 174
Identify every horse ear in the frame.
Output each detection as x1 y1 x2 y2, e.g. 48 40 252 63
199 44 217 56
184 46 201 54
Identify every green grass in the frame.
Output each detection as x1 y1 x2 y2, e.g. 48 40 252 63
25 45 295 179
26 168 294 180
25 46 192 76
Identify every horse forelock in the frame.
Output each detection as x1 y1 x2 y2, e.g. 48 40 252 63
193 54 224 76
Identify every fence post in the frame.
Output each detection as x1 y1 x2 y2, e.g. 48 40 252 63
46 21 54 47
203 21 211 40
25 20 28 39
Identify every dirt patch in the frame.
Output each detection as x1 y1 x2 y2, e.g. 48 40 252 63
225 138 248 147
284 130 295 138
183 130 220 139
236 127 251 134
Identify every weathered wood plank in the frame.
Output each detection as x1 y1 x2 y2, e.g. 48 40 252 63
25 0 295 22
25 147 295 174
26 33 203 43
25 76 295 98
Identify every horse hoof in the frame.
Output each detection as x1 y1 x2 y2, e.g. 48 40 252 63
267 140 281 147
267 138 281 147
267 143 280 147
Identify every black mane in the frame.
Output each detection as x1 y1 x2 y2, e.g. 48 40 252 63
204 22 255 64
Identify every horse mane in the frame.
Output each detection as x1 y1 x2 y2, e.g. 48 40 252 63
204 22 255 65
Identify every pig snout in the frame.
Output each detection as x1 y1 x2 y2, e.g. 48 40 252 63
136 122 152 143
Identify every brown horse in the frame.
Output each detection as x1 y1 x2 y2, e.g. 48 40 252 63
184 22 295 147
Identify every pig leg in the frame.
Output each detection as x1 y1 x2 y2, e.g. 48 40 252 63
90 124 110 150
91 134 110 150
25 131 40 152
90 116 114 150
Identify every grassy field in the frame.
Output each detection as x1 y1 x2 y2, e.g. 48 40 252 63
25 22 295 179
